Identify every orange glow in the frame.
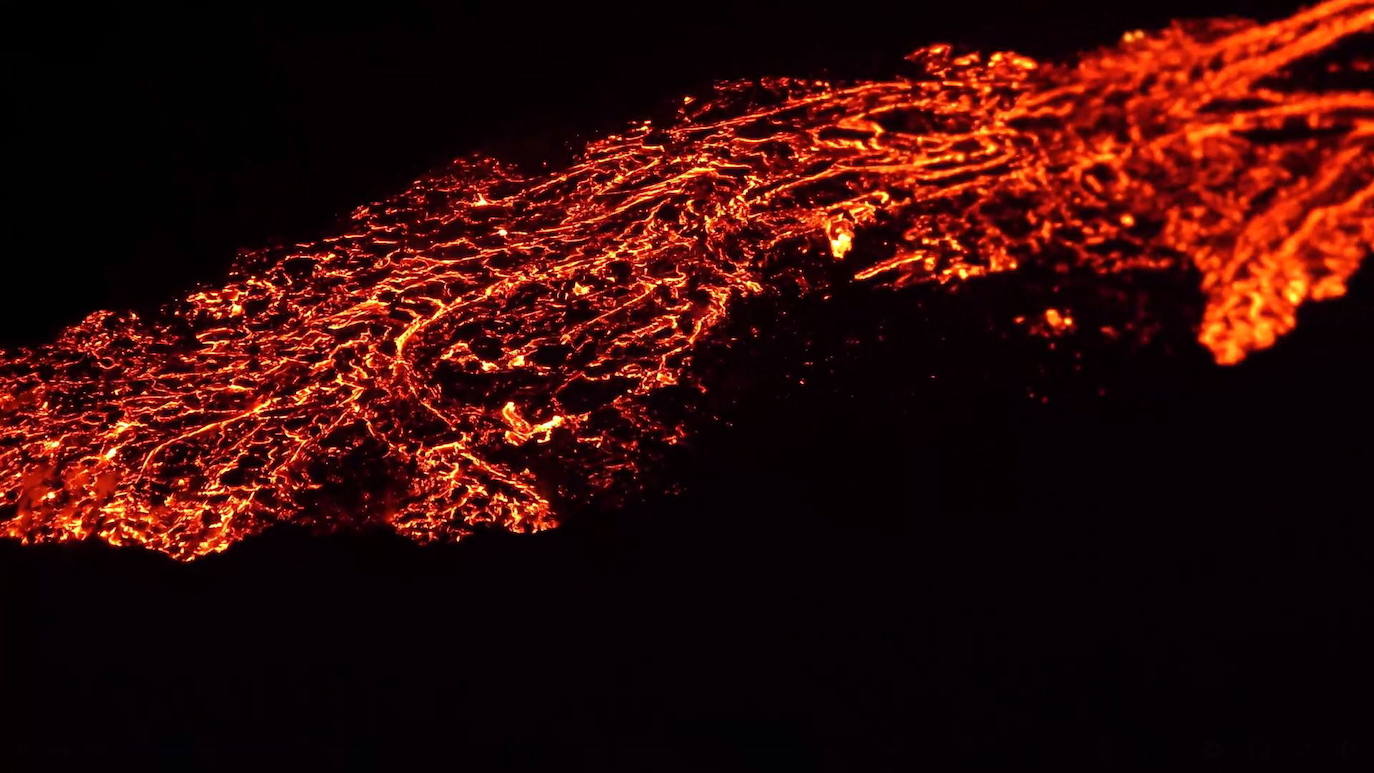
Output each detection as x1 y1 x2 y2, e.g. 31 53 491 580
2 1 1371 559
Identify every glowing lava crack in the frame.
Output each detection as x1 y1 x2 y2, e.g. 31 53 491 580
2 0 1372 559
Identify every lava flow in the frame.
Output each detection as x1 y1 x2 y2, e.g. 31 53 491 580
3 1 1372 559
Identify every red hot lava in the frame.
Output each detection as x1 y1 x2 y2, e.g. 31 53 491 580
2 0 1372 559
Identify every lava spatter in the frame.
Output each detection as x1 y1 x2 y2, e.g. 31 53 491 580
2 1 1371 559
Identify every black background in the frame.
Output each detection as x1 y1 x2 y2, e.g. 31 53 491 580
2 1 1371 768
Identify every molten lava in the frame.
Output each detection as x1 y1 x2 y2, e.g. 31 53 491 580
2 1 1372 559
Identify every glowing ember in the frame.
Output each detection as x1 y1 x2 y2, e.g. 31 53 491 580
2 1 1371 559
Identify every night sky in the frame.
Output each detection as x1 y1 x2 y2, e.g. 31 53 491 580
3 1 1371 768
